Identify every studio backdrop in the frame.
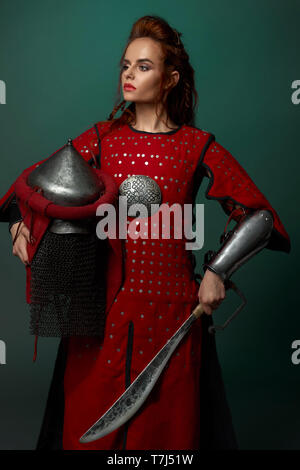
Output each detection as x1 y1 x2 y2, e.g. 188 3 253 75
0 0 299 450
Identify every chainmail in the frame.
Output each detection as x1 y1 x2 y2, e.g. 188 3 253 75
29 230 107 337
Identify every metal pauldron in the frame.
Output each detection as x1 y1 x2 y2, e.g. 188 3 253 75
204 209 274 282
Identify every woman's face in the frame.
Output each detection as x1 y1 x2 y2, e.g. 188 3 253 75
121 37 167 104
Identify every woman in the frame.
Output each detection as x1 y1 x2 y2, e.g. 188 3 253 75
3 15 290 450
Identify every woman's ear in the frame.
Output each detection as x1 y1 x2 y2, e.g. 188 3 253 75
164 70 180 90
172 70 180 87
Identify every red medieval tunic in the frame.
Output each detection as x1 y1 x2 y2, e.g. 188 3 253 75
0 120 290 450
62 121 290 450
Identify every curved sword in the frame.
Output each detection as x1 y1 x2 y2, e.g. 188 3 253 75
79 280 245 444
79 303 205 444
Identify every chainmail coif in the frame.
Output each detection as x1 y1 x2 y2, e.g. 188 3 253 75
29 230 107 338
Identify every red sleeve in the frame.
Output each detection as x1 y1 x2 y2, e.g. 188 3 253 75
0 154 58 222
201 139 291 254
0 121 111 222
0 120 123 308
71 120 111 163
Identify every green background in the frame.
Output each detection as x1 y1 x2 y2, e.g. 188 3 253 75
0 0 299 450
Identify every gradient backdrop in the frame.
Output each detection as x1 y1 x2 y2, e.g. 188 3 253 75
0 0 299 450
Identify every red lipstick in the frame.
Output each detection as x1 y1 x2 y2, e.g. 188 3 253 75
124 83 136 90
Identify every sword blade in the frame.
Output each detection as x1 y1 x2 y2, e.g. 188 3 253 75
79 303 204 443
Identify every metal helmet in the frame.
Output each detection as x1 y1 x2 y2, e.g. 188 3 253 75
28 138 102 233
14 138 118 339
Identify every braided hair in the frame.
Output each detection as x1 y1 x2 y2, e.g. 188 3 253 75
107 15 198 132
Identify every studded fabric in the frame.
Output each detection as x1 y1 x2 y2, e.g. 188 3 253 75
0 118 290 450
62 121 290 450
63 122 212 450
201 141 290 248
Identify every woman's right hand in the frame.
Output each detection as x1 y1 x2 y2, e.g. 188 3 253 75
10 221 34 266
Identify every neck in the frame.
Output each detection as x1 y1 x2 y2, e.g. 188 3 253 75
132 102 178 133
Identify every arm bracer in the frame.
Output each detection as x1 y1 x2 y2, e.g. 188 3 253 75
204 209 274 282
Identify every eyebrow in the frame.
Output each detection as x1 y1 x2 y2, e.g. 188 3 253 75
123 58 154 65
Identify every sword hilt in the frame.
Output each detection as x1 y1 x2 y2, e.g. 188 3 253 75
192 280 247 333
191 277 233 319
191 279 239 319
192 268 233 321
192 303 205 319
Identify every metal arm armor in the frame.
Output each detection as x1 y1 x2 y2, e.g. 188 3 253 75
204 209 274 282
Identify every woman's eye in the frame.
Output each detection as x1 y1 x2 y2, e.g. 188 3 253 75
121 65 149 71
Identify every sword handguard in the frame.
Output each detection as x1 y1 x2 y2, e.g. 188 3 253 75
192 279 236 325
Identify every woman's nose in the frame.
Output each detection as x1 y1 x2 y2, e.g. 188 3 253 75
126 66 134 79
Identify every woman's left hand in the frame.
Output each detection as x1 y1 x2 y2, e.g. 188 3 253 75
198 269 226 315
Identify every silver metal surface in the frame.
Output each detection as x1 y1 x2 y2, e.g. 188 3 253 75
206 209 274 281
119 175 162 216
28 139 101 233
48 218 95 234
79 312 197 443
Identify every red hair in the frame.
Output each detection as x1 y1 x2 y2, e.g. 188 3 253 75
104 15 198 133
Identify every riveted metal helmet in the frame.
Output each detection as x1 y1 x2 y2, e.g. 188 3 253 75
28 138 102 233
14 138 118 339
